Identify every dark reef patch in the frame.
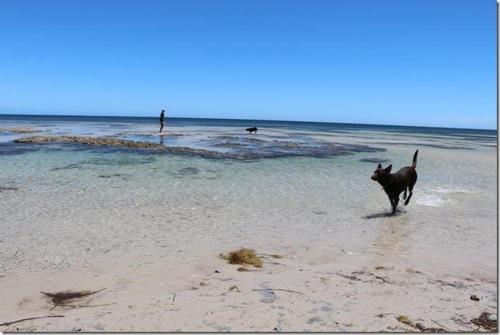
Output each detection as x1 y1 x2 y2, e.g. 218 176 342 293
51 156 156 171
206 135 385 160
0 186 18 192
359 158 390 164
15 135 164 148
50 164 81 171
14 135 385 160
177 167 201 176
0 143 43 156
83 156 156 166
213 142 247 148
97 173 127 178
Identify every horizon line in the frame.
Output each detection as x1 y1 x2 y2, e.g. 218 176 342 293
0 113 496 132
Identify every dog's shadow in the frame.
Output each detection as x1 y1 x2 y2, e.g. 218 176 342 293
363 210 405 220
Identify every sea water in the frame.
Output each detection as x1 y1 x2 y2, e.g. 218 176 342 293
0 115 496 280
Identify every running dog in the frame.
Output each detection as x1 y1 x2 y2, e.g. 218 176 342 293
371 150 418 215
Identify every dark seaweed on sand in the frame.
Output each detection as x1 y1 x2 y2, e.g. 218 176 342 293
396 315 446 332
471 312 497 331
41 288 105 306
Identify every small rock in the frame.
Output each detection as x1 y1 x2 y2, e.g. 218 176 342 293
214 270 220 273
470 295 480 301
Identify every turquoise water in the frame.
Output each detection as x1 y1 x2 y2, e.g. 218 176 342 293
0 115 496 280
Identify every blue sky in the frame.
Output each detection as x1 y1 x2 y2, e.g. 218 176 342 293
0 0 496 129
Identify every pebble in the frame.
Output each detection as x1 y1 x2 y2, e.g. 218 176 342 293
470 294 480 301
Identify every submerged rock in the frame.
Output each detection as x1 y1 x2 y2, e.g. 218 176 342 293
0 186 18 192
177 167 201 175
97 173 125 178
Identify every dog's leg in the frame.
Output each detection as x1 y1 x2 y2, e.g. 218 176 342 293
387 195 393 213
404 192 413 206
391 197 400 214
404 185 414 206
403 188 407 200
388 196 396 215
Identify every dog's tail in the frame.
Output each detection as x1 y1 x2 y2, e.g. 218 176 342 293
411 149 418 169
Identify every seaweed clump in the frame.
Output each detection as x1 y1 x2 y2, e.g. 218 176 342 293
471 312 497 331
396 315 445 332
222 248 263 268
41 288 105 308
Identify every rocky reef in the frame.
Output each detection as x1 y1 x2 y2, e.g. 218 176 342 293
14 134 385 160
15 135 164 149
14 135 231 159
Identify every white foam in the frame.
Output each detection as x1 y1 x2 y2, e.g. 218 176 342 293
415 193 446 207
434 187 473 194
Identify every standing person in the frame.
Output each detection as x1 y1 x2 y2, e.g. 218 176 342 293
159 109 165 133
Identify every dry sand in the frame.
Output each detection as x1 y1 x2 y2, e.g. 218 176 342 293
0 242 496 332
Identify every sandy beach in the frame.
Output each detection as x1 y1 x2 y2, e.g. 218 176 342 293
0 117 496 332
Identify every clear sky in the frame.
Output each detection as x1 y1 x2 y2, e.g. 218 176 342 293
0 0 496 129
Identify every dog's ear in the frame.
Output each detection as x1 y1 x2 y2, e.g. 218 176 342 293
377 163 382 169
384 164 392 173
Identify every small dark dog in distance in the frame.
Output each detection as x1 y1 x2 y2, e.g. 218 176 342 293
371 150 418 215
246 127 258 134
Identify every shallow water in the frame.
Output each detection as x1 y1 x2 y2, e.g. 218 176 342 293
0 116 496 282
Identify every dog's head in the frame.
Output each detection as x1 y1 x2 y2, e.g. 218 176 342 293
371 163 392 183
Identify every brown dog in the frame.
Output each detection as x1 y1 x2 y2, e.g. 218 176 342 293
371 150 418 214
